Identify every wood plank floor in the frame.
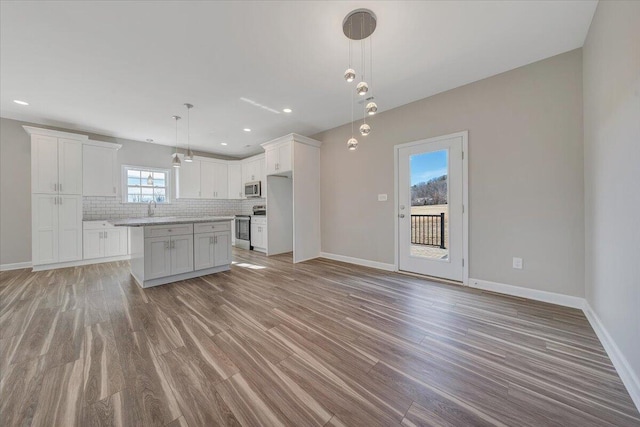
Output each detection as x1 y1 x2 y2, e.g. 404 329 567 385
1 249 638 426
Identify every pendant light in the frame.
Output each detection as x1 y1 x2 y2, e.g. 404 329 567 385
147 173 154 185
172 115 181 168
343 9 377 150
184 103 194 162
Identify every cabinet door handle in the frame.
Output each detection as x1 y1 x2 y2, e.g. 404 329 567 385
214 236 218 244
54 197 57 205
54 183 58 191
105 231 108 239
59 196 62 205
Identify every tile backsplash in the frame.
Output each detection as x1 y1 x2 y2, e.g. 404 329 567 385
83 197 265 220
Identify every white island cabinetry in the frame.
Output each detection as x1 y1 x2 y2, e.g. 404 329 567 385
119 217 233 288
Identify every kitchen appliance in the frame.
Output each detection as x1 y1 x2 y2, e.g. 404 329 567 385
235 215 251 250
244 181 261 198
252 204 266 216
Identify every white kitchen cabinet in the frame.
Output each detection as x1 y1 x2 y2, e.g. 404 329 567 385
31 134 83 195
144 236 172 280
32 194 83 265
58 195 83 262
83 142 121 197
83 221 128 260
242 155 264 184
250 217 267 253
194 232 215 270
31 135 59 194
201 161 228 199
228 162 243 199
177 157 201 199
265 140 292 175
170 234 194 275
143 225 194 279
214 231 232 266
194 230 231 270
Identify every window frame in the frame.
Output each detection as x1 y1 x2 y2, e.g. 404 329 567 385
121 165 172 204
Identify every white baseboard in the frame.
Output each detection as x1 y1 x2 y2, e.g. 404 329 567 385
583 300 640 411
0 261 33 271
319 252 396 272
468 277 585 309
31 255 131 272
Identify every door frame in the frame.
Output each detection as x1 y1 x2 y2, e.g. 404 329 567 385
393 131 469 285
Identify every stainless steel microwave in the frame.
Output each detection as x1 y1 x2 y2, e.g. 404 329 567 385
244 181 261 198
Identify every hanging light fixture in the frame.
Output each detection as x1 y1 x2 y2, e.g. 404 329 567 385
184 103 194 162
172 115 181 168
343 9 377 150
147 173 154 185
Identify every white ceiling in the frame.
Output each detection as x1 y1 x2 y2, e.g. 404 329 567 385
0 1 597 157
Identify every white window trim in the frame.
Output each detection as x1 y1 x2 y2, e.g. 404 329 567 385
121 165 172 204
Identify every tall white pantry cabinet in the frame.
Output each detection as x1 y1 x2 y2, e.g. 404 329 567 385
25 127 86 267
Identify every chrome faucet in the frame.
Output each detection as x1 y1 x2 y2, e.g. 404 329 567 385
148 199 156 216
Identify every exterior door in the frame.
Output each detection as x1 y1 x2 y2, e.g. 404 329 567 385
397 133 466 281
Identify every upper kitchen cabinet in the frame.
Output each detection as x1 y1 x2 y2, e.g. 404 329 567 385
176 156 201 199
26 127 87 194
227 161 243 199
83 140 122 197
242 154 264 184
265 140 292 175
261 134 322 263
201 160 228 199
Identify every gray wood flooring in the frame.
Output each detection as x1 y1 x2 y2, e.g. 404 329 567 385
1 249 638 426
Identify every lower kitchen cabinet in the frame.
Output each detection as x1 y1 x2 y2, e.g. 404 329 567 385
144 233 194 280
83 221 128 260
250 217 267 253
194 221 232 270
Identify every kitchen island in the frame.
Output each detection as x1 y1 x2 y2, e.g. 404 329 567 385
111 216 234 288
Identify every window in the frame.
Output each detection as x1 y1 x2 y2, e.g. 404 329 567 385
122 166 171 203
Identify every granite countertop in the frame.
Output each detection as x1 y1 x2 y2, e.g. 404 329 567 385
110 216 235 227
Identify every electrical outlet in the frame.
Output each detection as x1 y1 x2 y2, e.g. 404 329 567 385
378 194 388 202
513 257 523 269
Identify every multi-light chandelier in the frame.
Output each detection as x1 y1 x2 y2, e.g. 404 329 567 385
343 9 377 151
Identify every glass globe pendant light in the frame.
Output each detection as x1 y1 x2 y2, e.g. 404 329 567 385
359 123 371 136
356 81 369 96
366 101 378 115
347 138 358 150
184 103 194 162
344 68 356 82
172 115 181 168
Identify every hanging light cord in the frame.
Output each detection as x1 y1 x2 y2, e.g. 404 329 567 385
175 117 178 156
186 107 190 152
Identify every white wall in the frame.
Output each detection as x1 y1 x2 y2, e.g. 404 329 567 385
313 49 585 297
583 0 640 403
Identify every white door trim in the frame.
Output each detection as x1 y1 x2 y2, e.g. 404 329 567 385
394 131 469 285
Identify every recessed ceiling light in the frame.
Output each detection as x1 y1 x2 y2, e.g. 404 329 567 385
146 139 154 143
221 142 228 146
283 108 292 113
13 100 29 106
243 128 251 132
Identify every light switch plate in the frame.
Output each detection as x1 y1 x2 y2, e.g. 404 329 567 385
378 194 388 202
513 257 523 269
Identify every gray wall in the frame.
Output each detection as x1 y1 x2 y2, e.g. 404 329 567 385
313 49 585 297
0 117 241 265
583 1 640 393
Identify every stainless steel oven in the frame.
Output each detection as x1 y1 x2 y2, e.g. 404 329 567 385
244 181 261 198
235 215 251 250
